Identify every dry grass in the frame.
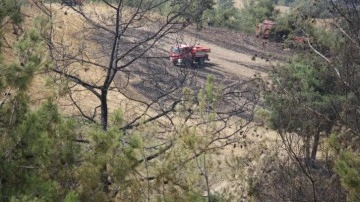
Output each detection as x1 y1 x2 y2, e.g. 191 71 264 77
11 2 286 198
233 0 291 14
21 3 144 117
18 2 278 135
233 0 245 8
15 2 279 136
275 5 291 14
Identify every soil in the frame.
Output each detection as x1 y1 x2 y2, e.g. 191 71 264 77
185 26 291 77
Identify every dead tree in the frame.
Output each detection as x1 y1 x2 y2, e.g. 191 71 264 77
31 0 260 133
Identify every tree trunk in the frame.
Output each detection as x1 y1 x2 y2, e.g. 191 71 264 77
304 134 311 166
310 131 320 166
305 135 311 160
101 89 108 131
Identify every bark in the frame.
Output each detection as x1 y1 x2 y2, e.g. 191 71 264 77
310 131 320 163
305 135 311 162
101 89 108 131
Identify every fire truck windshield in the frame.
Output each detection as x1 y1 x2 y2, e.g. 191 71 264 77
171 47 181 54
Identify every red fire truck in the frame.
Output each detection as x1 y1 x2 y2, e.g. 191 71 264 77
169 44 211 67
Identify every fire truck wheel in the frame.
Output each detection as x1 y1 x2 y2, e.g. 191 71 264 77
198 58 205 68
184 59 191 67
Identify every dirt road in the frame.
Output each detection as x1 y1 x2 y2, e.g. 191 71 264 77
185 26 290 79
123 25 292 106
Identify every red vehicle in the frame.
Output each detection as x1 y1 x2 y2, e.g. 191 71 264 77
170 44 210 67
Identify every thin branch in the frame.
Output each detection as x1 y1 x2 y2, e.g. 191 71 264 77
53 68 102 98
137 142 173 164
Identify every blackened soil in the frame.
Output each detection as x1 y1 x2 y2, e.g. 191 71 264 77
185 26 291 61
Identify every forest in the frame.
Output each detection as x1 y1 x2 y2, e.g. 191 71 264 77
0 0 359 201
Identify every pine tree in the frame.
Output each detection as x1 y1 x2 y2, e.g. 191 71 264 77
1 2 81 201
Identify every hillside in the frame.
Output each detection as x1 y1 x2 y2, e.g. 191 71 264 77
2 0 357 201
0 1 299 201
22 2 290 122
20 0 290 194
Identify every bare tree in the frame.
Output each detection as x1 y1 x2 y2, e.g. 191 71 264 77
30 0 261 134
26 0 262 199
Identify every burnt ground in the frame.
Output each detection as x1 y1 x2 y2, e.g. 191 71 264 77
24 3 292 124
185 26 291 62
109 25 293 121
86 19 293 122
